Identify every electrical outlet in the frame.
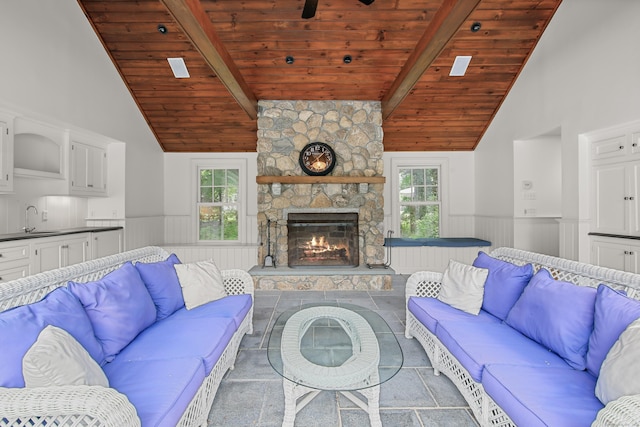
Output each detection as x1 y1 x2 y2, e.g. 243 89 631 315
42 210 48 221
112 210 118 218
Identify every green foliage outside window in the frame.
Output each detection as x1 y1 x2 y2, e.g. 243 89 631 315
399 168 440 238
198 168 239 241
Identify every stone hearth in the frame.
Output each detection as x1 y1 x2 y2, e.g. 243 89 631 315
254 100 392 290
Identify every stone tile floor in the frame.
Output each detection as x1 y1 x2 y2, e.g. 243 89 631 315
207 275 479 427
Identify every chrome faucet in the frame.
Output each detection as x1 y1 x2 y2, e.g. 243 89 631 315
24 205 38 233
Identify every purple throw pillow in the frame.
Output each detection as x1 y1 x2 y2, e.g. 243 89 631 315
505 269 597 370
473 251 533 320
68 262 157 362
0 287 104 387
586 284 640 377
135 253 184 320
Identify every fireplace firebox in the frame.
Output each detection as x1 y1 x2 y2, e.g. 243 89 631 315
287 213 359 268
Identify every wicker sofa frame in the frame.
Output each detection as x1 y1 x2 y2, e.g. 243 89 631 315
0 246 254 427
405 247 640 427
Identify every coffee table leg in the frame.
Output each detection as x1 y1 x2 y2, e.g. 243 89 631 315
283 379 322 427
361 385 382 427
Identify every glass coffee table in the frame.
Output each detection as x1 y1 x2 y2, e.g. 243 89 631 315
267 302 403 427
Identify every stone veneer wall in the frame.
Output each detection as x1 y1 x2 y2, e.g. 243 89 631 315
256 100 385 268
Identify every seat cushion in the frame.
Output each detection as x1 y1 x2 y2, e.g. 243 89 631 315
169 294 252 329
407 296 500 334
472 251 533 320
483 364 603 427
505 268 597 370
435 320 570 382
103 357 205 427
586 284 640 377
68 262 157 362
135 254 185 321
116 316 236 375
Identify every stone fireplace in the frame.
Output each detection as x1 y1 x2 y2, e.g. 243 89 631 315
252 100 391 290
287 212 359 268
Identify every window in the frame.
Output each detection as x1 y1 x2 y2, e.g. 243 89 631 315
398 167 441 238
197 167 239 241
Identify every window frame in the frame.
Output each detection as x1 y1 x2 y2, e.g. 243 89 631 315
192 159 247 244
391 157 449 238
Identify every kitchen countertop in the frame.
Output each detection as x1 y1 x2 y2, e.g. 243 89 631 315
0 227 123 243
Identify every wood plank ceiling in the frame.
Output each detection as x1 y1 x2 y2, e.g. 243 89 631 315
77 0 562 152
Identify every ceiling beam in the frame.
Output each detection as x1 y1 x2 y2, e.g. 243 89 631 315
160 0 258 120
381 0 481 120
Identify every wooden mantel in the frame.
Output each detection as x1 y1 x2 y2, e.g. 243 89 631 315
256 176 385 185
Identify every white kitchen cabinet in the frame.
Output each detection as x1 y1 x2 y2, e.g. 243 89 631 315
33 235 90 274
0 116 13 193
0 242 30 283
592 161 640 236
70 141 107 196
91 229 123 259
591 236 640 273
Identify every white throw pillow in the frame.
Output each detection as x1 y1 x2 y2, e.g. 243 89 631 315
174 260 226 310
437 259 488 315
23 325 109 388
595 318 640 404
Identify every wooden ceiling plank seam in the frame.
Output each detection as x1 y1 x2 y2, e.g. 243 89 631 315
160 0 258 120
381 0 482 120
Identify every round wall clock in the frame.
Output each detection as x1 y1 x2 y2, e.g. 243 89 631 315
299 142 336 176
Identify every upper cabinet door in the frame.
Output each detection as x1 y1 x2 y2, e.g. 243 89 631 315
13 117 65 180
70 141 107 196
0 118 13 193
592 163 629 235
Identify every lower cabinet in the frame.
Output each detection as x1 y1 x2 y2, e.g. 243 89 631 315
0 243 30 283
91 229 123 259
591 236 640 273
33 235 90 274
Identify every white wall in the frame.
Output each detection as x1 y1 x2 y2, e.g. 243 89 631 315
475 0 640 259
163 152 259 245
0 1 164 237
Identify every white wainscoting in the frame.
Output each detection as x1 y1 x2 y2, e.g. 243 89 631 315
513 217 560 257
389 246 491 274
162 245 259 270
475 215 514 249
124 216 164 250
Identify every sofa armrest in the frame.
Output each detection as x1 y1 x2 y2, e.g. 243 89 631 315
592 395 640 427
406 271 443 300
222 269 255 297
0 385 140 427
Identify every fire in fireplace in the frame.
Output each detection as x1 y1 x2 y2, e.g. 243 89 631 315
287 212 359 268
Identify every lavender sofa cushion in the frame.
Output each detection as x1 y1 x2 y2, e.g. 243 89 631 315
135 254 185 321
472 251 533 320
407 296 500 334
586 284 640 377
0 287 104 387
68 262 157 362
483 364 603 427
505 269 597 370
116 316 236 375
103 357 205 427
435 320 570 382
170 294 253 329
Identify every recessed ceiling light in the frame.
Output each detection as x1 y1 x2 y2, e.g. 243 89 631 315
167 57 190 78
343 55 352 64
470 22 482 32
285 56 295 64
449 55 472 77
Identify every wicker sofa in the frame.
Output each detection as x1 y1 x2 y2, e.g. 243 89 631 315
0 246 254 427
405 247 640 427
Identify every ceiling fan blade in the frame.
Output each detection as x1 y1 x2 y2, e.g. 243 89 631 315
302 0 318 19
358 0 375 5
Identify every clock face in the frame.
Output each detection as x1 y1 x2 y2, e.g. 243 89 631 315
299 143 336 176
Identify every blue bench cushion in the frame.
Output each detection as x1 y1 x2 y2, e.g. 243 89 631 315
104 357 205 427
436 320 570 382
170 294 252 329
408 296 500 333
116 316 236 375
483 364 603 427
